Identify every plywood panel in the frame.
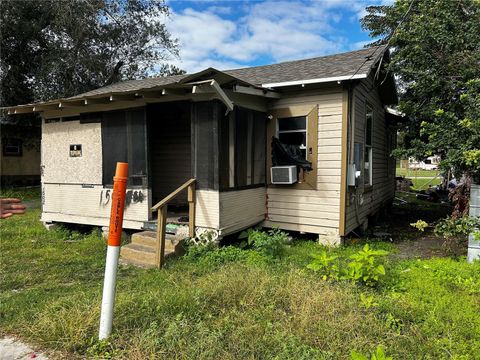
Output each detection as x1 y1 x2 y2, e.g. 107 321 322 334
42 120 102 184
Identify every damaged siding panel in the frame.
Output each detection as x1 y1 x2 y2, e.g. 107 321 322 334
265 86 343 235
345 75 395 234
42 183 150 228
219 187 266 235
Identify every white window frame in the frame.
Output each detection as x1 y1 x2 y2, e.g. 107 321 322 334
276 116 308 159
364 104 373 186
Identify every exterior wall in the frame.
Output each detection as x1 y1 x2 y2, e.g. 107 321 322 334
41 120 150 229
0 128 41 186
263 86 343 237
344 75 396 234
1 147 40 177
219 187 266 235
195 189 220 229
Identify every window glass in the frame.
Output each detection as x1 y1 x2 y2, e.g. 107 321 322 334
277 116 307 159
364 104 373 185
278 116 306 131
3 138 22 156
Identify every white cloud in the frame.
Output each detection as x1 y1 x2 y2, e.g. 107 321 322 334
166 0 385 73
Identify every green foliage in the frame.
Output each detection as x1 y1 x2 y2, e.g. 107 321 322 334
434 216 480 255
86 338 119 359
351 346 392 360
0 0 182 111
306 251 339 280
307 244 389 287
359 293 378 309
346 245 389 287
410 220 428 232
184 243 248 268
434 216 480 239
246 228 289 259
362 0 480 180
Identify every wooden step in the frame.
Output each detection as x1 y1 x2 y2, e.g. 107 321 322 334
120 231 186 268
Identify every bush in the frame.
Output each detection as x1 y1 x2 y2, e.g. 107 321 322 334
434 216 480 256
184 243 248 268
246 228 289 259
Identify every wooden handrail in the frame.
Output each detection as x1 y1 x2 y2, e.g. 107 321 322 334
151 178 196 268
151 178 196 211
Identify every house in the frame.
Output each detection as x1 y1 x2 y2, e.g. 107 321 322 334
408 156 440 170
0 123 41 187
6 45 400 264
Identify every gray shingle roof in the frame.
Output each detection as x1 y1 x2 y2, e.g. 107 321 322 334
225 45 387 86
70 45 386 99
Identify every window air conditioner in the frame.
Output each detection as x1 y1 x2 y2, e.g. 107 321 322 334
271 166 297 184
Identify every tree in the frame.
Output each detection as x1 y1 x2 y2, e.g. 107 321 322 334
361 0 480 183
0 0 182 109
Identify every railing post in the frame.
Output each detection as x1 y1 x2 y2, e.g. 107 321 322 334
188 184 195 238
156 206 167 268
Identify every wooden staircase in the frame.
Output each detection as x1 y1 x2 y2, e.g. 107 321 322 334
119 179 196 269
120 230 186 268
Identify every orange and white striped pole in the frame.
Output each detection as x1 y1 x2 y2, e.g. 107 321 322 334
99 162 128 340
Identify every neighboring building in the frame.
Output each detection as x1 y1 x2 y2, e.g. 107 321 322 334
0 124 41 187
408 156 440 170
6 45 400 247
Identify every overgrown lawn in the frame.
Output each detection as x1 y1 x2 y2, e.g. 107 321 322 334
1 199 479 359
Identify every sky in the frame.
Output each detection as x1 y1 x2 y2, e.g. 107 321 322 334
165 0 392 73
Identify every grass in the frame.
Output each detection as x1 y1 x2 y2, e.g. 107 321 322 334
1 192 479 359
396 167 440 178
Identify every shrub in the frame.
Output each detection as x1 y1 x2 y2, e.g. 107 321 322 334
247 228 289 259
434 215 480 256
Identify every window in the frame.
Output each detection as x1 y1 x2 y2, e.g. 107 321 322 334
101 108 147 187
3 138 22 156
364 104 373 186
277 116 307 159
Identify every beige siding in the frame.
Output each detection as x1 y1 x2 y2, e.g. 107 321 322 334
42 120 102 184
195 190 220 229
264 86 343 236
345 75 395 234
1 147 40 176
219 187 266 235
42 183 150 229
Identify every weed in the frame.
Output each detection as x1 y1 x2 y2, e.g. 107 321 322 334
351 346 392 360
306 250 339 280
346 244 389 287
359 293 378 309
246 228 289 259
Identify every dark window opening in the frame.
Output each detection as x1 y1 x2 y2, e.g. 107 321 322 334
3 138 22 156
101 108 147 186
277 116 307 159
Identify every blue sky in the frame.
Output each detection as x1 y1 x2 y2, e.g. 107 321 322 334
165 0 391 73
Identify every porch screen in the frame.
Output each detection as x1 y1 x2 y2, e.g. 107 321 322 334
101 108 147 186
219 107 266 190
